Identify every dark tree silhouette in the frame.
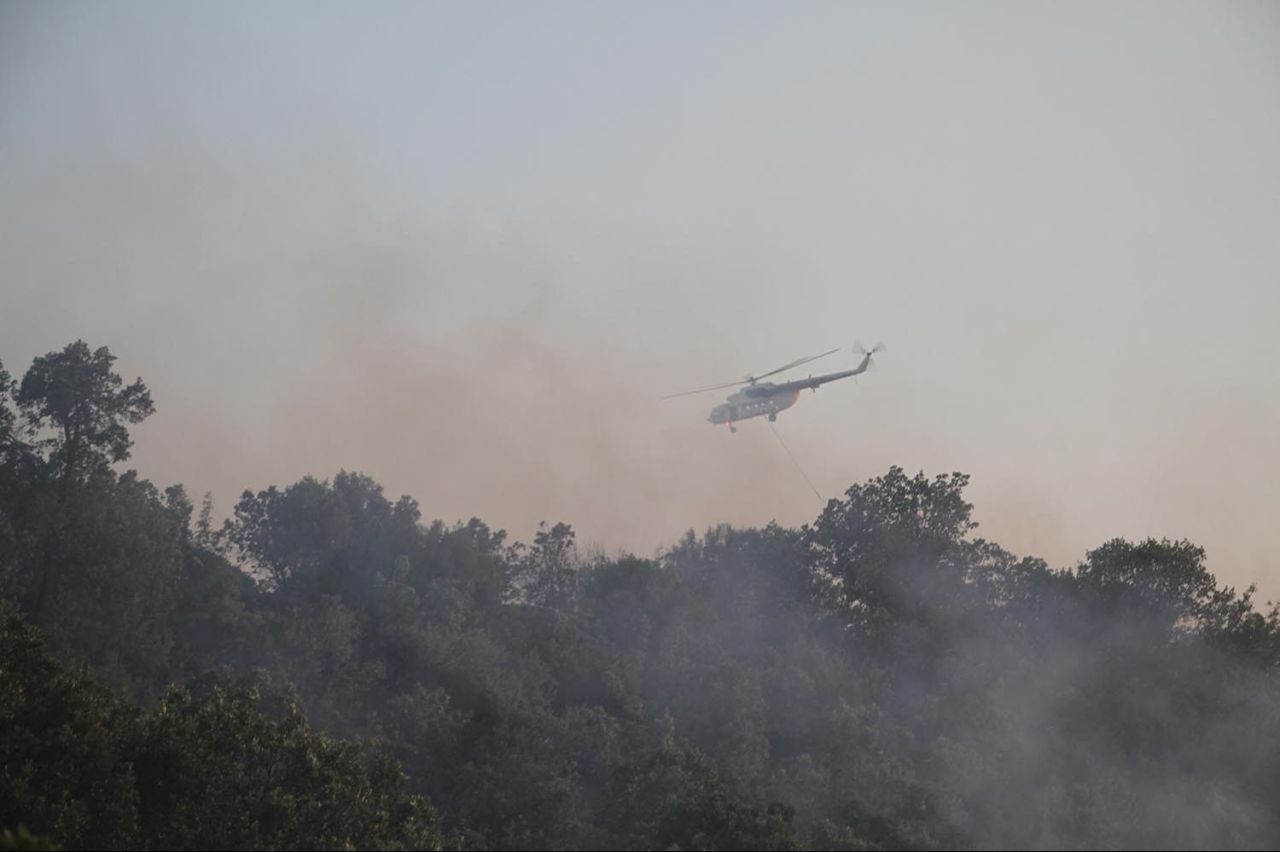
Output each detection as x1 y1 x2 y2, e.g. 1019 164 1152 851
3 340 1279 851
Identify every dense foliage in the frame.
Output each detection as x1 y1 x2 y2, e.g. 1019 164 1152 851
2 341 1278 850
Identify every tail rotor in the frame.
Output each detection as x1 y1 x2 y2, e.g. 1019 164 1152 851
853 340 885 370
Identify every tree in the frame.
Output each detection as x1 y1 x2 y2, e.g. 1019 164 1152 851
7 468 182 695
1078 538 1241 633
0 607 142 849
0 360 35 607
16 341 153 484
10 342 157 628
0 359 19 456
606 718 803 851
0 606 445 851
132 682 444 851
804 466 981 633
515 521 580 609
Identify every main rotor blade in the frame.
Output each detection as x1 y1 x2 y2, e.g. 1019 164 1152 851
661 347 840 400
660 380 746 400
751 348 840 382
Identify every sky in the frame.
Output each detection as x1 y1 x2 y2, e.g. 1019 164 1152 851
2 1 1278 594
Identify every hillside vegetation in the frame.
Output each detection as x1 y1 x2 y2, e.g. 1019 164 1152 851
3 341 1278 850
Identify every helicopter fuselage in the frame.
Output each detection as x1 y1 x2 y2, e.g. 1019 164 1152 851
708 384 800 425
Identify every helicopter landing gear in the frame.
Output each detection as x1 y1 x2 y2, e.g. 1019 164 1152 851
729 423 737 433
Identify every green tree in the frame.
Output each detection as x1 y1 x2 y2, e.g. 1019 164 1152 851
132 682 444 851
607 718 802 851
8 342 162 634
1 607 445 851
801 465 1007 690
0 607 141 849
514 521 580 609
16 341 153 486
0 360 19 456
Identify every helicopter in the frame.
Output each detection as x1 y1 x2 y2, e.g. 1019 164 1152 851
664 343 884 431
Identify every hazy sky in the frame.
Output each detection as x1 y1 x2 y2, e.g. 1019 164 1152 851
2 2 1278 593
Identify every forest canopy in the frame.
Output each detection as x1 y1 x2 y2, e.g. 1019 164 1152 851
2 341 1278 851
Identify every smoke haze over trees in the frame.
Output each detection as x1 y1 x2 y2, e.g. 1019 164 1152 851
2 341 1278 850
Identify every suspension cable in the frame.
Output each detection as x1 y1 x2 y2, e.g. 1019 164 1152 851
767 420 824 504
